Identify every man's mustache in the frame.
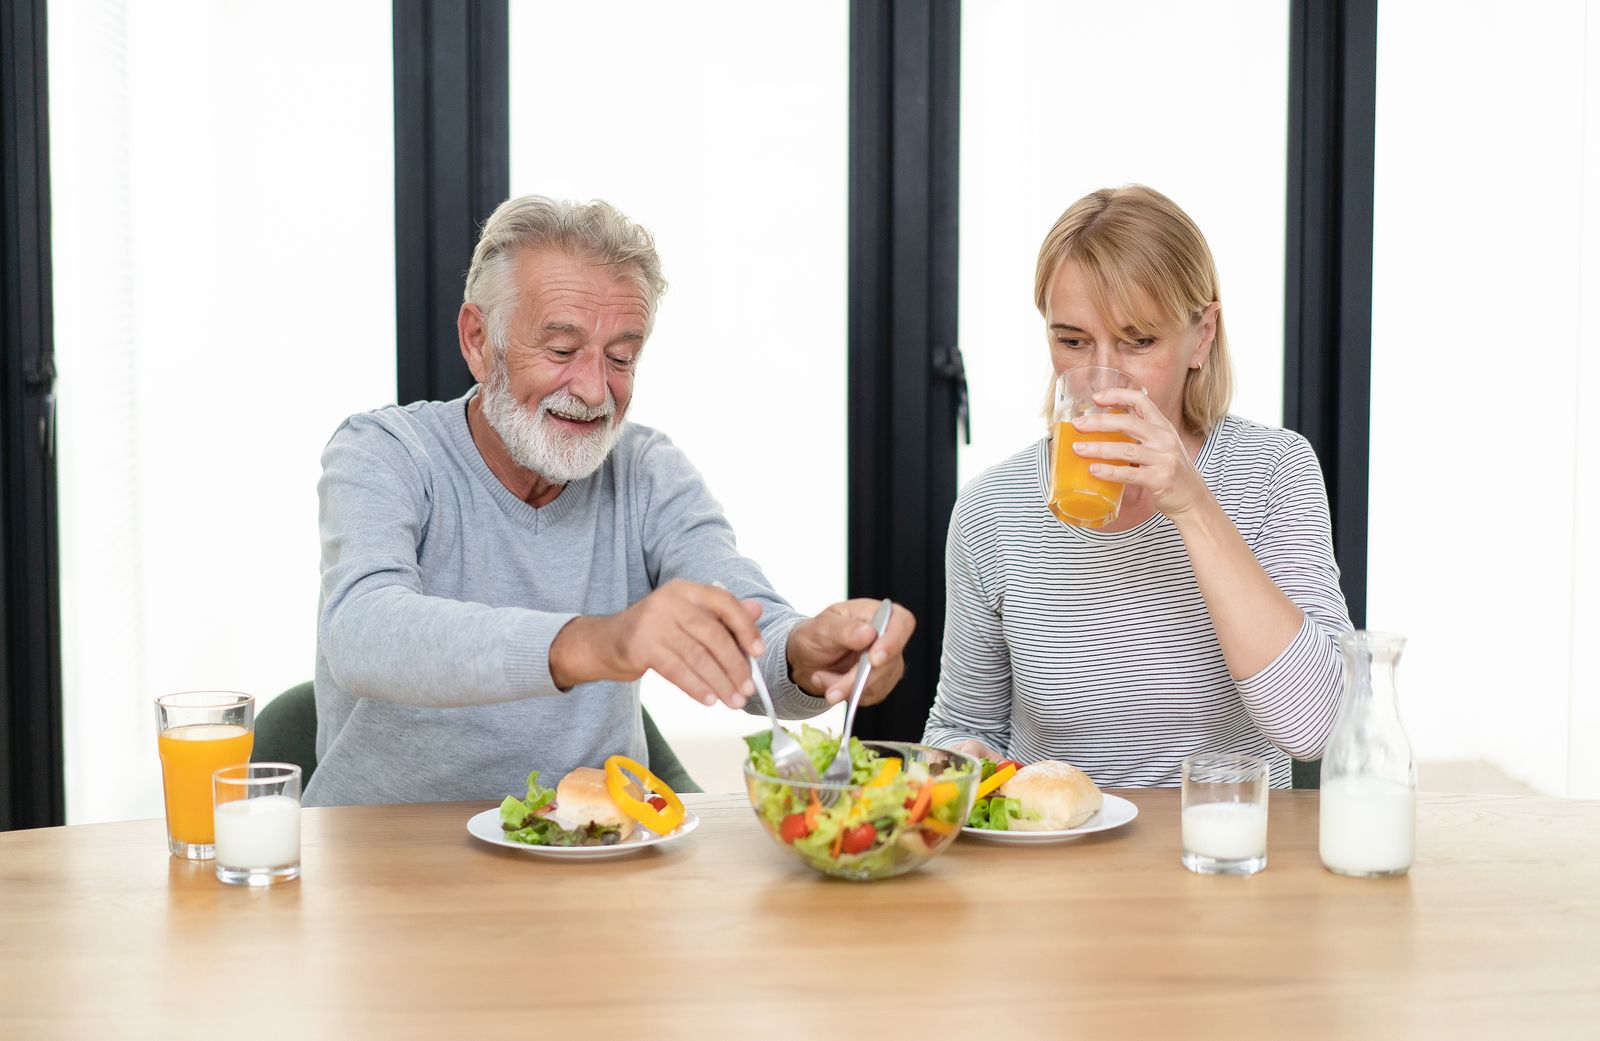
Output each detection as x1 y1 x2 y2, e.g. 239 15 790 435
538 390 615 423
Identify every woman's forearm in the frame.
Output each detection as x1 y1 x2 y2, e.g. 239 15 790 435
1171 494 1305 679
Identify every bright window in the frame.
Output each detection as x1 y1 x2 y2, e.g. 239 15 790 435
958 0 1290 488
49 0 396 823
1368 0 1600 796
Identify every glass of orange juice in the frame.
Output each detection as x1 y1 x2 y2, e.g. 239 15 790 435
155 691 255 859
1048 366 1147 528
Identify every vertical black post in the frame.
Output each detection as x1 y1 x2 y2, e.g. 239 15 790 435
1285 0 1377 630
0 0 65 829
1285 0 1377 788
393 0 510 404
849 0 962 741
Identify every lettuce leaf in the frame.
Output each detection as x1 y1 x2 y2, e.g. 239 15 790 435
504 818 623 847
745 725 876 784
966 795 1040 831
499 770 557 829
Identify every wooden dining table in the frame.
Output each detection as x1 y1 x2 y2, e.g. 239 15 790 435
2 788 1595 1039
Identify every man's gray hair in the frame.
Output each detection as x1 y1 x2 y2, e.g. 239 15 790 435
463 195 668 351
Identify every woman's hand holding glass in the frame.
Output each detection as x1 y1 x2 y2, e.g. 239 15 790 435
1066 386 1212 520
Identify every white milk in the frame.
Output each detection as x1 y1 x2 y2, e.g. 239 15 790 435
214 795 301 869
1319 776 1415 876
1182 802 1268 861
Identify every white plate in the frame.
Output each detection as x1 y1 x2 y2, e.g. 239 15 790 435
960 793 1139 844
466 807 700 860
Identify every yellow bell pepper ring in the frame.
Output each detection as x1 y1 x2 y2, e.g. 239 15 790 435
929 781 961 811
974 763 1017 801
603 755 686 835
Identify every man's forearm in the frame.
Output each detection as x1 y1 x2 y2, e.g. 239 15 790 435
321 584 575 707
548 614 626 691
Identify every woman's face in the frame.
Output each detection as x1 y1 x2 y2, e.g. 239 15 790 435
1044 259 1217 431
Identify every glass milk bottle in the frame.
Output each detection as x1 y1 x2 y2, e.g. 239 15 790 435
1319 631 1417 877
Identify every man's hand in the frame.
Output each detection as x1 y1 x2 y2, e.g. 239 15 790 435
787 599 916 706
549 580 765 708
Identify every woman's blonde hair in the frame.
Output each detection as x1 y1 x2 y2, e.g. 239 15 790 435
1033 185 1232 434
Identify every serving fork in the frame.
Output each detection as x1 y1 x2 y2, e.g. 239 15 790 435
817 598 895 801
712 581 821 788
746 653 821 787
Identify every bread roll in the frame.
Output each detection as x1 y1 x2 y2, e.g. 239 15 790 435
997 760 1103 830
550 767 637 840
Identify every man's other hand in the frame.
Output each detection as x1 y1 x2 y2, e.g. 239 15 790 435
787 599 915 706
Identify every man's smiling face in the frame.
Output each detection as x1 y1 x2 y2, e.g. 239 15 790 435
478 248 652 483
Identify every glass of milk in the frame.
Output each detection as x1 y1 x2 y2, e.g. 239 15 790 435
1181 752 1269 876
212 763 302 886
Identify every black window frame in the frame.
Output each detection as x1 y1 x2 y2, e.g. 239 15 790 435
393 0 510 404
846 0 964 741
1 0 65 830
1285 0 1377 633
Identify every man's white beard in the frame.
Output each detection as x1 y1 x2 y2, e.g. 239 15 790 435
479 360 623 484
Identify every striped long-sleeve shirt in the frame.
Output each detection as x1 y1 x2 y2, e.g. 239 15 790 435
923 414 1353 788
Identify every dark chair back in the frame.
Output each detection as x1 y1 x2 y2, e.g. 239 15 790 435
1292 759 1321 789
641 707 702 794
251 682 703 794
253 681 319 784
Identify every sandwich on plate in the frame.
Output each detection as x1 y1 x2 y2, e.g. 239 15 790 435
499 757 684 846
966 759 1103 831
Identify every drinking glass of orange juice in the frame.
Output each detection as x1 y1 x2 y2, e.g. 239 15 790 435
1048 366 1147 528
155 691 255 859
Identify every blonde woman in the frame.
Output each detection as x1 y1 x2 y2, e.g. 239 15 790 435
924 185 1352 787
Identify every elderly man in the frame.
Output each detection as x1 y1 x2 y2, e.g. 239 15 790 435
304 195 912 806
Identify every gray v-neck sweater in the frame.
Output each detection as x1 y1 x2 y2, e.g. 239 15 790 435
305 390 817 806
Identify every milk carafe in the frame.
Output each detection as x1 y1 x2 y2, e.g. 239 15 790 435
1319 631 1417 877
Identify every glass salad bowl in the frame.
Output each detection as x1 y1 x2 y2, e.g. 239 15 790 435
742 735 980 881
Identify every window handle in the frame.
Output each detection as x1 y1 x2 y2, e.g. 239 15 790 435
24 354 55 457
933 344 970 445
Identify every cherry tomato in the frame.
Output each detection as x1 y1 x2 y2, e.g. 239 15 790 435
996 760 1023 773
779 813 812 844
647 795 668 812
839 823 877 855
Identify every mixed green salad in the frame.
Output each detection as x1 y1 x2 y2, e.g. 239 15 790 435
744 726 975 878
964 759 1043 831
498 770 625 847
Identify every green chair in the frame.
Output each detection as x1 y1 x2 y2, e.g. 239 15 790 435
640 708 703 793
252 682 703 794
253 681 321 783
1292 759 1320 789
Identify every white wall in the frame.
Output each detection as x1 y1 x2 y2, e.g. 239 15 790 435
1570 0 1600 798
50 0 395 823
959 0 1289 489
508 1 850 792
1368 0 1600 797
